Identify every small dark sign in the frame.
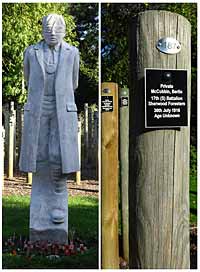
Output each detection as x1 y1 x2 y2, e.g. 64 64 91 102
145 69 188 128
120 96 129 107
101 96 113 112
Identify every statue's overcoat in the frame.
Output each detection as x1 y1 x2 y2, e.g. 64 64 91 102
19 40 80 174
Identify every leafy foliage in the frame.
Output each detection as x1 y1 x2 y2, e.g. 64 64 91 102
190 145 197 178
2 3 98 107
3 3 76 104
102 3 196 83
101 3 197 143
69 4 99 108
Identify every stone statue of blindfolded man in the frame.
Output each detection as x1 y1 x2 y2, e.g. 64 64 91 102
19 14 80 243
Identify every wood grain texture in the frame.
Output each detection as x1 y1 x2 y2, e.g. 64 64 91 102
3 104 10 173
94 110 99 179
129 11 191 269
84 103 89 162
88 107 93 164
8 102 15 179
119 88 129 262
101 82 119 268
16 105 23 165
76 120 82 185
27 172 32 184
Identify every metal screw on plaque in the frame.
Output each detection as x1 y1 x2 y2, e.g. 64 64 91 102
164 71 172 81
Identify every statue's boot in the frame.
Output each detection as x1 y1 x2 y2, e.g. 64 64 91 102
50 166 66 224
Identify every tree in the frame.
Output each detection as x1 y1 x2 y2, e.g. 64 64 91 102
69 3 99 108
2 3 99 108
2 3 77 104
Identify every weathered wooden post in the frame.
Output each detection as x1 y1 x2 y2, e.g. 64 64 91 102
129 11 191 268
93 110 99 179
101 82 119 268
76 120 82 185
8 101 15 179
16 105 23 166
13 108 16 172
88 107 93 164
27 173 32 184
3 103 9 173
2 126 5 188
84 103 89 164
119 87 129 263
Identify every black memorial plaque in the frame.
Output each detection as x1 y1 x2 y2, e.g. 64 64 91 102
120 96 129 107
101 96 113 112
145 69 188 128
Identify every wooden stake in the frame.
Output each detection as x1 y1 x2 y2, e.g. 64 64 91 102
119 87 129 263
8 102 15 179
101 82 119 269
2 127 5 189
13 109 16 172
88 107 93 164
27 172 32 184
94 110 99 180
16 105 23 165
3 103 9 174
76 120 82 185
84 103 89 165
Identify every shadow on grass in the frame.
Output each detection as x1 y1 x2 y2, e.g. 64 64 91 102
190 208 197 216
190 190 197 195
2 197 30 238
2 196 98 269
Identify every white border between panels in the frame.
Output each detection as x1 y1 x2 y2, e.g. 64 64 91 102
98 1 101 270
0 1 3 270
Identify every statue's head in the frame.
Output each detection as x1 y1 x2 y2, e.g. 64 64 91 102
42 14 66 46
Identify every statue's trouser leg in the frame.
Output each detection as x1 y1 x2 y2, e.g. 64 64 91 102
37 111 67 224
48 113 66 195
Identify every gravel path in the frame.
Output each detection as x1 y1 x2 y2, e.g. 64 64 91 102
3 175 99 198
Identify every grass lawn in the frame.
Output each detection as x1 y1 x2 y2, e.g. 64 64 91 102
2 195 98 269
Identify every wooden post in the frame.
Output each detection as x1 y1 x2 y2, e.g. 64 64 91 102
84 103 89 165
13 109 16 172
101 82 119 268
3 104 9 174
16 105 23 166
76 120 82 185
93 110 98 147
129 11 191 268
2 127 5 188
94 110 99 179
27 173 32 184
88 107 93 164
8 101 15 179
119 87 129 263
